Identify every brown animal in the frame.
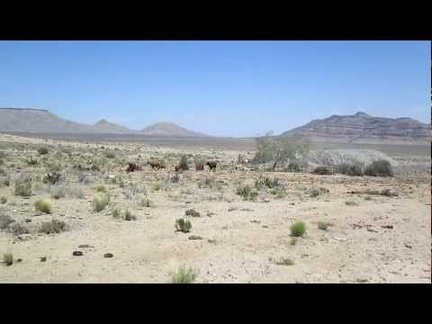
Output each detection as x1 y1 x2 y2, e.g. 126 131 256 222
195 161 205 171
126 162 140 173
147 160 166 170
206 161 217 171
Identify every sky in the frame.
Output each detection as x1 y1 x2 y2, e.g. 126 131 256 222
0 40 430 137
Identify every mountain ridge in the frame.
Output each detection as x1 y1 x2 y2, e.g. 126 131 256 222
280 111 430 144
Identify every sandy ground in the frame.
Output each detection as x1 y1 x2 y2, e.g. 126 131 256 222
0 134 430 283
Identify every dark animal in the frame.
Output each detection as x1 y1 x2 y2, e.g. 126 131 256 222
147 160 166 170
206 161 217 171
195 161 205 171
126 162 140 173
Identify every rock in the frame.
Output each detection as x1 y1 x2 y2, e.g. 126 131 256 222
381 225 394 229
40 257 47 262
263 198 270 203
104 253 114 258
404 243 412 249
25 219 32 223
16 258 22 262
185 209 201 217
72 251 83 256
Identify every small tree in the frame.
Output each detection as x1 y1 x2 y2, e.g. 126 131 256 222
253 132 310 171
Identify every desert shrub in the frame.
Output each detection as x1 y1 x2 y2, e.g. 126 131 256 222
185 209 200 217
177 155 189 171
253 133 310 171
138 195 153 207
308 186 329 198
14 178 32 197
34 199 52 214
364 195 373 201
290 220 306 237
0 197 6 204
171 265 198 283
112 208 121 218
43 172 62 185
255 176 282 190
290 237 298 246
92 193 110 212
364 160 393 177
151 182 162 192
345 199 359 206
39 219 66 234
124 209 136 221
26 157 38 166
170 173 180 183
37 147 49 155
96 185 107 193
0 212 15 230
175 217 192 233
275 258 295 266
287 161 303 172
0 168 5 176
104 151 116 159
335 163 363 176
3 253 13 266
9 223 29 235
236 184 258 201
198 177 216 189
50 184 84 199
1 176 10 187
318 221 329 231
313 166 332 175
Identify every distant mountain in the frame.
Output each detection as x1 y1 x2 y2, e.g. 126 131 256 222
0 108 210 137
140 122 209 137
280 111 430 144
93 119 136 134
0 108 96 133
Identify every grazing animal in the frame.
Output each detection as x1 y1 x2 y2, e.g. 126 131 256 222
147 160 166 170
206 161 217 171
195 161 205 171
126 162 140 173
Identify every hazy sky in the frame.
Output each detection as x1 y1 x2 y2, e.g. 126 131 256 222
0 41 429 137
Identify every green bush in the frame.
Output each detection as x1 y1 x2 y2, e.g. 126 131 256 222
37 147 49 155
175 218 192 233
92 193 110 212
318 221 329 231
364 160 393 177
34 199 52 214
171 265 198 283
290 220 306 237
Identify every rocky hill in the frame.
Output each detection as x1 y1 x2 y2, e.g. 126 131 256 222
0 108 208 136
280 111 430 144
141 122 209 137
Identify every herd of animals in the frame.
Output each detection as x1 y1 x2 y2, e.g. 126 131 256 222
126 160 219 173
